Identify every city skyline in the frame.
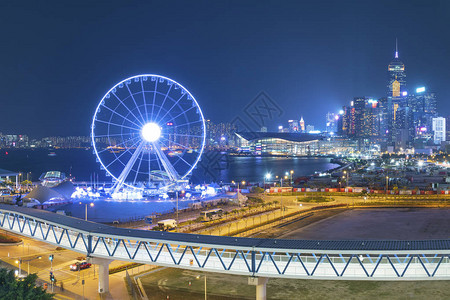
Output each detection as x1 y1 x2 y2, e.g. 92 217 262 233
1 1 450 137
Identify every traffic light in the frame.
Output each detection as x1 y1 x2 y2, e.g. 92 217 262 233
49 255 54 261
50 273 55 282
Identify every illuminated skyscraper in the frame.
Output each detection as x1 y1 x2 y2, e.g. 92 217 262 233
326 112 338 133
408 87 437 138
432 117 446 144
387 39 406 97
288 119 299 132
299 117 305 133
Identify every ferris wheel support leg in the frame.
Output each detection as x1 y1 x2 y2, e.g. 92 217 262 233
112 142 145 194
153 141 179 182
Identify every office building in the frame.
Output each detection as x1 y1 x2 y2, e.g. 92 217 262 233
432 117 446 145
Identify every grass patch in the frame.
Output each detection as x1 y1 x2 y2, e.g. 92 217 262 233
109 262 143 275
0 233 21 243
140 268 450 300
299 196 333 203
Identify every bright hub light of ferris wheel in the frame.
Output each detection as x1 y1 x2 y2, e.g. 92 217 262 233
141 122 161 142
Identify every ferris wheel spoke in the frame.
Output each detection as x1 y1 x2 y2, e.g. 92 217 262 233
112 141 146 194
96 136 140 154
174 152 193 169
111 92 144 126
100 103 143 128
165 105 197 123
140 79 149 122
160 136 191 151
126 84 147 124
153 147 163 178
94 133 136 138
95 119 140 132
147 150 151 182
132 148 145 186
171 119 203 130
152 141 179 181
153 84 173 122
155 93 186 124
171 119 203 131
105 138 142 169
150 79 158 121
159 137 193 169
171 133 204 139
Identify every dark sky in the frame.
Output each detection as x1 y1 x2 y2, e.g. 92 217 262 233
1 0 449 137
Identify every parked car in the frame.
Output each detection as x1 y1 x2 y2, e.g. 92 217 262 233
70 261 91 271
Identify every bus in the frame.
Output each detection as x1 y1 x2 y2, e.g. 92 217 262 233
200 208 223 221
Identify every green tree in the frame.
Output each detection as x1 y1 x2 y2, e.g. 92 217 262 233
0 268 53 299
251 186 264 193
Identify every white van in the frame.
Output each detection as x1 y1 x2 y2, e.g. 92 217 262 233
157 219 177 230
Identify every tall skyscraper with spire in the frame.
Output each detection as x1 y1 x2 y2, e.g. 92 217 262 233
387 39 406 97
385 39 411 150
299 116 305 133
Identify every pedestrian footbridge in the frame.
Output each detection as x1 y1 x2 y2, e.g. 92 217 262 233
0 205 449 298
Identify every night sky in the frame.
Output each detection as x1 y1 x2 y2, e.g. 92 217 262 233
1 0 449 137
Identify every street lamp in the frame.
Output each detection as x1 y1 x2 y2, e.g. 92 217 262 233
175 190 184 232
196 274 207 300
16 173 23 190
15 259 22 277
80 202 94 221
385 176 389 199
280 177 284 218
27 172 32 190
24 256 42 275
290 170 294 186
264 173 271 195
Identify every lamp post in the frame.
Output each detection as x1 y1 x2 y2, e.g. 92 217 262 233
24 256 42 275
17 173 23 190
80 202 94 221
343 170 349 187
15 259 22 277
385 176 389 200
280 177 284 218
264 173 271 196
290 170 294 186
176 190 179 232
27 172 32 190
196 274 207 300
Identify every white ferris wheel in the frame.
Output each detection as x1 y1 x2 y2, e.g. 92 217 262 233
91 74 206 194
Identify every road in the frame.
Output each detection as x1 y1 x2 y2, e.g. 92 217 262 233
0 230 131 299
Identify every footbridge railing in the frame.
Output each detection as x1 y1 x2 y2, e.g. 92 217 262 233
1 205 449 280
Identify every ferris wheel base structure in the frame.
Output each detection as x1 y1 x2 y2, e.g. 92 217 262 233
91 74 206 197
109 179 190 200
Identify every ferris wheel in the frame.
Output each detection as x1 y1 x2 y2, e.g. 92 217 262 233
91 74 206 194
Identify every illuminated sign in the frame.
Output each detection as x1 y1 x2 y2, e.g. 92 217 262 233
368 99 378 108
416 87 426 93
402 91 408 96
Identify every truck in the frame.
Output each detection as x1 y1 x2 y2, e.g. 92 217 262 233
157 219 177 230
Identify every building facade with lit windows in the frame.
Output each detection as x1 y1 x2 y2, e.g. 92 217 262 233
236 132 362 155
432 117 446 145
236 132 321 155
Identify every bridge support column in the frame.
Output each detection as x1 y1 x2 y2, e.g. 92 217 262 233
87 257 114 294
248 277 268 300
